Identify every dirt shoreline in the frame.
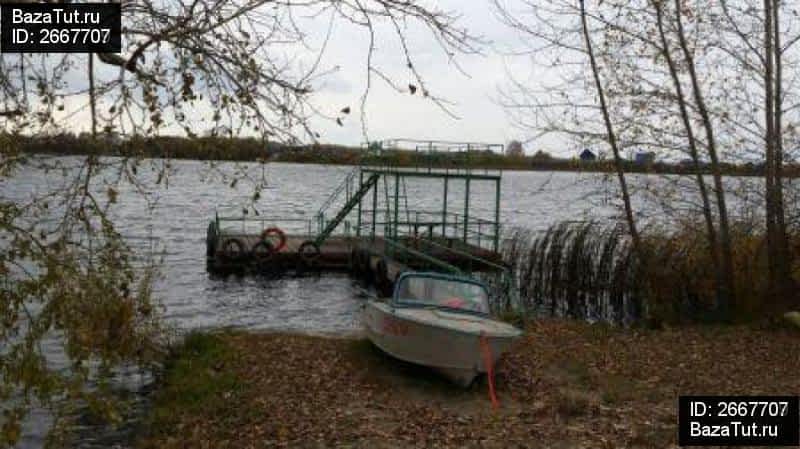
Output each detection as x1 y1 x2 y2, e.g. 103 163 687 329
138 320 800 448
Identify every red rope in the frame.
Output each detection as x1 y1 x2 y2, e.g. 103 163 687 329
479 333 499 409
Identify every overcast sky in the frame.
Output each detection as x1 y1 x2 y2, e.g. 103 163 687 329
302 0 529 149
53 1 563 154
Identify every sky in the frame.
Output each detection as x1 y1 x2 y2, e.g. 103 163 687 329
32 1 575 155
300 0 529 149
48 1 544 152
23 1 799 161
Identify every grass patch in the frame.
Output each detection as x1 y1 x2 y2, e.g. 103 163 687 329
143 331 243 437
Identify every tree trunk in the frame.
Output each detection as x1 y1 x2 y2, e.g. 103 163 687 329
578 0 640 250
654 0 722 306
770 0 793 306
89 52 97 138
764 0 778 303
674 0 736 317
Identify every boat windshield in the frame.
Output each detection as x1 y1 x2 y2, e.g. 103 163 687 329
394 275 490 314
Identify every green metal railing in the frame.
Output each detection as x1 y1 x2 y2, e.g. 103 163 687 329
382 238 463 275
361 138 505 178
359 160 502 178
311 173 379 247
356 209 499 252
214 210 316 236
315 167 359 227
374 225 517 313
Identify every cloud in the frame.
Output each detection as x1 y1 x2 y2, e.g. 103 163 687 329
300 0 521 146
39 0 533 151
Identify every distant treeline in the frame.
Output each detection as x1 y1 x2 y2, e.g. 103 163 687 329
14 133 362 164
12 133 800 177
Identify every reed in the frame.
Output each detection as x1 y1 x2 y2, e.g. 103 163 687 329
501 222 640 323
501 221 799 324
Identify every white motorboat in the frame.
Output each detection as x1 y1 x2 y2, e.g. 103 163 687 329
362 272 523 387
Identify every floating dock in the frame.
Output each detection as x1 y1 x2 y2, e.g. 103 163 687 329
206 139 511 296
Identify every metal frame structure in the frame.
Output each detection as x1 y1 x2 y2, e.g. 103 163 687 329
310 139 504 256
213 138 506 274
354 167 502 253
300 139 505 279
209 138 516 310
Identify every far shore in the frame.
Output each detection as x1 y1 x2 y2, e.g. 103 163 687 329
13 133 799 178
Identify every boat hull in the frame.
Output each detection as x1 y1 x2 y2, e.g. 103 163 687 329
362 301 522 387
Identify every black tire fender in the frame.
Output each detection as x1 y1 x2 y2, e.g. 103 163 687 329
360 250 374 283
251 240 276 262
349 248 361 275
298 240 321 262
221 238 246 259
206 221 218 257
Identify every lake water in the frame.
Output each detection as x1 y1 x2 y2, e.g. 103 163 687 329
2 155 778 448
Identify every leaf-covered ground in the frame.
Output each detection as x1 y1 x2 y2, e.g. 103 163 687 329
138 321 800 448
